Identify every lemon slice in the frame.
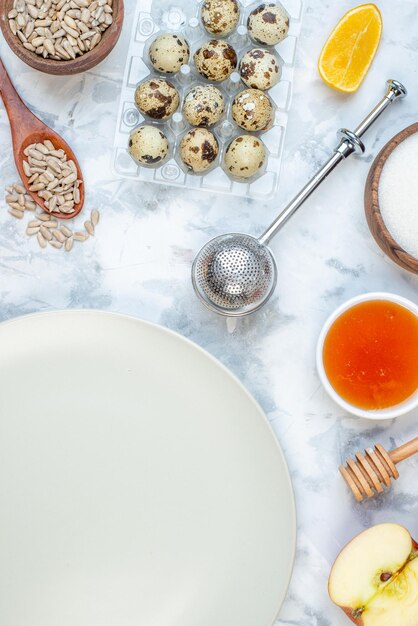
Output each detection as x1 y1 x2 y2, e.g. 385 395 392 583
318 4 382 93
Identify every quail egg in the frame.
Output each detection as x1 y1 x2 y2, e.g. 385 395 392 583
239 48 281 90
149 33 190 74
135 79 179 120
129 125 169 167
194 40 237 82
179 128 219 173
224 135 267 179
232 89 274 132
201 0 240 37
183 85 225 127
247 3 289 46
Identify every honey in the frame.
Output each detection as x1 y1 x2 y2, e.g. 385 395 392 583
323 300 418 410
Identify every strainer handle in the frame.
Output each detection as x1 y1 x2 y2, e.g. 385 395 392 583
258 80 407 246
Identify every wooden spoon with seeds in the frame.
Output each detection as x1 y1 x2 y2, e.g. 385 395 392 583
0 57 84 220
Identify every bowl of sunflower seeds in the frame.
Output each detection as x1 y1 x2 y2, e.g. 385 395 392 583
1 0 124 75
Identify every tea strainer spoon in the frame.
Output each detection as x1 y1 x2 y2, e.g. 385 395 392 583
192 80 407 317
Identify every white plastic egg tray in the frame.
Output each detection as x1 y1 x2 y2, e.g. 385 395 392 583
113 0 304 199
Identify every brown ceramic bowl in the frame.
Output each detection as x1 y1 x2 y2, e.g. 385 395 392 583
0 0 124 75
365 122 418 275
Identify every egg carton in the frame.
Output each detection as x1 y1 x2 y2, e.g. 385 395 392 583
112 0 304 199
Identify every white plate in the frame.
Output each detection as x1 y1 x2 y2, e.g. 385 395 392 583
0 311 295 626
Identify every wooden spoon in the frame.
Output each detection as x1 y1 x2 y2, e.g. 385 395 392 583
0 58 84 220
340 437 418 502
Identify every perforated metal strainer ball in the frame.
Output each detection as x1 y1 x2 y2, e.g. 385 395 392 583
192 80 407 317
192 234 277 316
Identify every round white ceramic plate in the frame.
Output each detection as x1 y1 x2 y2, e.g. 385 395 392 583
0 311 296 626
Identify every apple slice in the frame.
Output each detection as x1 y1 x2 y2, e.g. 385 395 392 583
329 523 418 626
363 556 418 626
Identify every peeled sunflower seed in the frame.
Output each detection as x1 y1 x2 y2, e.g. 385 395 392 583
84 220 94 236
74 231 88 242
65 236 74 251
9 208 24 219
26 226 40 235
91 209 100 226
49 240 63 249
37 232 47 248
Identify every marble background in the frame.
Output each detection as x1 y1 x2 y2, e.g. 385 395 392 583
1 0 418 624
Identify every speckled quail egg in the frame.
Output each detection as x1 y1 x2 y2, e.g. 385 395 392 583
179 128 219 173
135 79 179 120
201 0 240 37
194 40 237 82
224 135 267 179
247 3 289 46
149 33 190 74
183 85 225 127
129 125 169 167
239 48 281 90
232 89 274 132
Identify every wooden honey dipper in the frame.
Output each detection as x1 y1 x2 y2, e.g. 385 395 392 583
340 437 418 502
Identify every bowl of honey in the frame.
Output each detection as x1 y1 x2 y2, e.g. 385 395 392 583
317 293 418 419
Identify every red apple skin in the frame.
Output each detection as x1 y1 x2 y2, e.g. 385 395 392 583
342 606 363 626
337 535 418 626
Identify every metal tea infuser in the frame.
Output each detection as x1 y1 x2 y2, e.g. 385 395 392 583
192 79 407 317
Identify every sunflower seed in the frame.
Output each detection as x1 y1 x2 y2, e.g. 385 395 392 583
52 229 66 243
60 225 73 237
46 158 62 173
28 220 42 228
31 35 45 47
8 201 23 210
48 195 58 212
14 184 26 194
49 240 63 249
28 148 45 160
29 182 45 191
43 39 55 55
37 232 47 248
22 161 32 177
26 226 40 235
74 231 88 242
38 189 53 200
40 226 53 240
84 220 94 236
47 178 59 190
9 208 24 219
36 143 49 154
62 172 77 185
90 31 101 48
17 30 27 43
91 209 100 226
9 19 18 35
65 236 74 251
37 213 53 222
50 149 65 159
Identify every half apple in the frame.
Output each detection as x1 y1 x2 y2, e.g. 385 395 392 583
329 523 418 626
